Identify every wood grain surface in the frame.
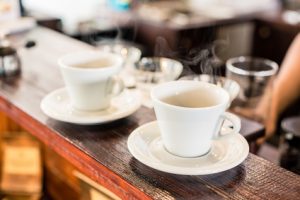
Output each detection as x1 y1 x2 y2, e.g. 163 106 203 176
0 27 299 199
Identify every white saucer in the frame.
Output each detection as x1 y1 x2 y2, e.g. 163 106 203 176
127 121 249 175
41 88 141 125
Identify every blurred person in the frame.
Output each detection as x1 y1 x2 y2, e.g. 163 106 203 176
234 33 300 145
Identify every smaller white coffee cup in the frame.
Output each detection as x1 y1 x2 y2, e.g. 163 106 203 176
151 80 241 157
58 50 124 111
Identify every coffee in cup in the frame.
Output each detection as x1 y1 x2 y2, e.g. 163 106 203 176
151 80 241 157
58 50 124 111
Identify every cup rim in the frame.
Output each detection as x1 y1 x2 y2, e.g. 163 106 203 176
151 80 230 110
226 56 278 77
58 50 123 72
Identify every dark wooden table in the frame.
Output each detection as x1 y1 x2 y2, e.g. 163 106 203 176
1 27 299 199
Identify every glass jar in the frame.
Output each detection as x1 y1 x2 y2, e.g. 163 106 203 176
0 35 21 77
279 116 300 175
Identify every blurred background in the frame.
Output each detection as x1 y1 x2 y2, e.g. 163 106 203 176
2 0 296 77
2 0 299 68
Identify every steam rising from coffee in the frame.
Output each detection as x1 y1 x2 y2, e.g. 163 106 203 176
153 36 229 77
85 8 230 79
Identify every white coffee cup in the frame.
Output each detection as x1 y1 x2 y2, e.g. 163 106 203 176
151 80 241 157
58 50 124 111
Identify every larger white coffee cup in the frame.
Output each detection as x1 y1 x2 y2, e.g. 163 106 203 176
58 50 124 111
151 80 241 157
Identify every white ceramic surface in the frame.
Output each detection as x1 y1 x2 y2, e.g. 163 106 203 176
127 121 249 175
40 88 141 125
151 80 241 157
58 50 123 111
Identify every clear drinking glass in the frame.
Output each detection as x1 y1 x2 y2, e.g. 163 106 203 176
134 57 183 86
226 56 278 108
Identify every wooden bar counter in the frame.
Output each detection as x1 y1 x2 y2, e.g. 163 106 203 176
0 27 299 199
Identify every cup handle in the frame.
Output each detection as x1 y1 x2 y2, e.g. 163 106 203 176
214 112 241 139
107 76 125 97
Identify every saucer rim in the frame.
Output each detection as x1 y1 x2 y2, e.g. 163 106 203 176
127 121 249 175
40 87 141 125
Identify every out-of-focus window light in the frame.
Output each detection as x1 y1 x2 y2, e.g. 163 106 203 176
0 0 35 35
0 0 20 21
22 0 107 34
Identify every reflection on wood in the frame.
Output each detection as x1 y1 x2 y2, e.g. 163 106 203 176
44 147 80 200
0 112 23 133
0 131 42 199
75 171 121 200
